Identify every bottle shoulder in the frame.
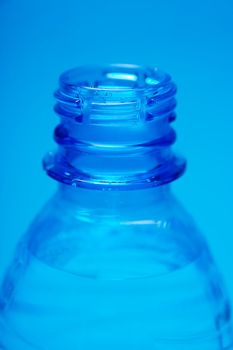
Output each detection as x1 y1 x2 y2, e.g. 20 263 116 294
25 189 201 239
21 189 207 278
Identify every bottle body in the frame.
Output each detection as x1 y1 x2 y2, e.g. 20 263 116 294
0 184 232 349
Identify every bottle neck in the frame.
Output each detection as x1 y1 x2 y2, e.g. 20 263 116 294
44 64 186 190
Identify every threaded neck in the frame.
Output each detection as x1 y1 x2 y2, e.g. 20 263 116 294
54 64 177 126
43 64 186 190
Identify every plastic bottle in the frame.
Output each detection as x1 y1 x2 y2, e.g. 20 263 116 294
0 64 232 349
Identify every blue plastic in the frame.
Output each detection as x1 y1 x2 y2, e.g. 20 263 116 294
0 64 232 349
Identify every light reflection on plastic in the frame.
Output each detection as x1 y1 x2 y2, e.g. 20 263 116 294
121 220 167 228
106 72 138 81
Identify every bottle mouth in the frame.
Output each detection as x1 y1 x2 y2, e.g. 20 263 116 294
55 64 177 124
59 63 172 92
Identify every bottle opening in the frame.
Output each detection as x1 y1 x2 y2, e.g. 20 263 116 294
55 64 177 125
59 63 170 91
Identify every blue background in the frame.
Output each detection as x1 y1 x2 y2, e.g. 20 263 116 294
0 0 232 298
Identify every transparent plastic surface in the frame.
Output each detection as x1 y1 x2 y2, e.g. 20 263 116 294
0 64 232 349
0 185 232 349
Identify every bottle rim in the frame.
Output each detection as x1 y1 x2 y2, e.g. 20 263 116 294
58 63 173 95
